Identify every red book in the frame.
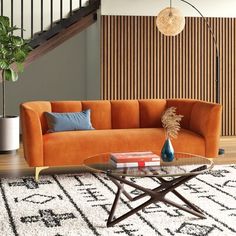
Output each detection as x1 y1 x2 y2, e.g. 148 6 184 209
110 151 160 163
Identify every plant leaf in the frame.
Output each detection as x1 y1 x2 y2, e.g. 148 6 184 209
0 59 9 69
11 70 18 82
0 46 8 55
0 22 6 34
7 26 20 33
16 62 24 73
0 16 9 34
0 16 10 28
0 15 31 82
11 36 24 47
14 50 26 63
3 68 18 82
3 69 11 81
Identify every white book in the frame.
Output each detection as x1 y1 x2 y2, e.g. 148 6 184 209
109 159 160 168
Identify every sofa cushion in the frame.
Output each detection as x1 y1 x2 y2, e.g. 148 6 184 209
43 128 205 166
51 101 82 113
139 99 167 128
82 101 112 130
167 99 196 129
111 100 140 129
45 110 94 132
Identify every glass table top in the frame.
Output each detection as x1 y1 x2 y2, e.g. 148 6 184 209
83 151 214 178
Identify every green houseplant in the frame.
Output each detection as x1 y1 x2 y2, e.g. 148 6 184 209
0 16 31 153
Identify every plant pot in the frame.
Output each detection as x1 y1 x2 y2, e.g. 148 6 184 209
161 138 175 162
0 116 19 154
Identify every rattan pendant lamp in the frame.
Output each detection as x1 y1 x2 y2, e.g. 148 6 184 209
156 0 224 155
156 0 185 36
156 0 220 103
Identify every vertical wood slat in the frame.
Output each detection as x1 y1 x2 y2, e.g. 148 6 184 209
101 16 236 136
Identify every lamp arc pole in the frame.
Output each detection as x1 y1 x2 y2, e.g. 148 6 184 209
157 0 224 154
178 0 220 104
178 0 223 154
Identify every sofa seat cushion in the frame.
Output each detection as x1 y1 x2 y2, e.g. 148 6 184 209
43 128 205 166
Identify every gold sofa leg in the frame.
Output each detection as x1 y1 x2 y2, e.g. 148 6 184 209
35 166 49 182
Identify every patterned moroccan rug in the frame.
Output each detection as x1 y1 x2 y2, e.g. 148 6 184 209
0 165 235 236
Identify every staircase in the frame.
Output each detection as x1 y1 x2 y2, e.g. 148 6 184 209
0 0 100 65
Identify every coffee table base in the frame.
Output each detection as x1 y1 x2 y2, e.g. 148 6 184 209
106 167 206 227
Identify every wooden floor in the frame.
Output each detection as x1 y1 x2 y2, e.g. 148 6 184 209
0 137 236 178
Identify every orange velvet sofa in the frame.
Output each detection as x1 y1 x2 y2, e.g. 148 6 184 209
20 99 222 179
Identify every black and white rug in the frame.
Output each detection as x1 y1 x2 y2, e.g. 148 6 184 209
0 165 235 236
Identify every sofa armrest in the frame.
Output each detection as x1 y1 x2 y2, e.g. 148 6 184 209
20 102 51 167
189 101 222 158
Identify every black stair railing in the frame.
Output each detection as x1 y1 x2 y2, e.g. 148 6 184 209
0 0 100 48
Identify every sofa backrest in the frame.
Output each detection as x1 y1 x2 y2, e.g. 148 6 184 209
167 99 197 129
21 101 51 134
51 100 169 131
51 100 112 130
22 99 199 134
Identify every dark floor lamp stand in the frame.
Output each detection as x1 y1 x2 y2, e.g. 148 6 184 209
179 0 224 155
157 0 224 155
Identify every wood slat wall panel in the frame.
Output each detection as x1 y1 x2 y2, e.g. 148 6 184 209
101 16 236 136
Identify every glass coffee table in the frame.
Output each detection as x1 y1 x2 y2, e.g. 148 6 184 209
84 152 214 227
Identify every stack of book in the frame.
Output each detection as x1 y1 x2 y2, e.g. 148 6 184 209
109 151 160 168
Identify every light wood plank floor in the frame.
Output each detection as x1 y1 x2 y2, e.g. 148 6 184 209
0 137 235 178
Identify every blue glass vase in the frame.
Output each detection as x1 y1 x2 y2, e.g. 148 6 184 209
161 138 174 162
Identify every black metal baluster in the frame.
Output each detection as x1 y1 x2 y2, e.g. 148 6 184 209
79 0 82 8
41 0 43 32
31 0 33 38
11 0 13 29
50 0 53 28
1 0 3 16
70 0 72 16
60 0 63 20
21 0 23 37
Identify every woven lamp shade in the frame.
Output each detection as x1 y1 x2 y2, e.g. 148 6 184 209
156 7 185 36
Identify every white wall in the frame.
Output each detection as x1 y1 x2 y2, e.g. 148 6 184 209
101 0 236 17
0 18 102 116
0 31 88 116
86 10 101 100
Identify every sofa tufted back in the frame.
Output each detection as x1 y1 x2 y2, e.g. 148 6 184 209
50 100 168 131
21 99 201 134
51 99 199 131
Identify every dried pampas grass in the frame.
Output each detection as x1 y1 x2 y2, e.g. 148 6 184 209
161 107 183 139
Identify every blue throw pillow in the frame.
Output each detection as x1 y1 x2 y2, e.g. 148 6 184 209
45 109 94 132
